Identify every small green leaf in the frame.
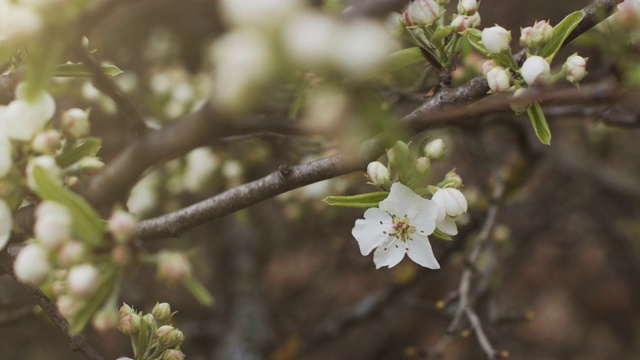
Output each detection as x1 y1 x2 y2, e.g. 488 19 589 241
527 101 551 145
431 25 453 45
56 137 102 168
32 166 106 246
183 276 214 306
433 228 453 241
538 11 583 61
323 191 389 208
461 28 490 57
51 63 123 78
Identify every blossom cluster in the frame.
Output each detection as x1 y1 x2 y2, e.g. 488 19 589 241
350 139 468 269
117 303 185 360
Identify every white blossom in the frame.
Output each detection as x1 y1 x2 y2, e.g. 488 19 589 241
486 67 511 93
67 264 101 297
351 182 440 269
563 54 588 84
403 0 440 26
482 25 511 54
14 243 51 286
432 188 468 236
521 55 550 85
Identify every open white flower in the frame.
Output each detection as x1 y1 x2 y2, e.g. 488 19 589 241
351 182 440 269
432 188 468 236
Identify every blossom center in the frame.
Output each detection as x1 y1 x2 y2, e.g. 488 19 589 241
390 214 415 242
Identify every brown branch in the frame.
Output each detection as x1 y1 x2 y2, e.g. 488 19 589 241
0 245 106 360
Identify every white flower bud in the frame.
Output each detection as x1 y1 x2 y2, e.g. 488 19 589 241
481 60 497 75
57 240 86 266
486 67 511 93
481 25 511 54
519 26 542 48
35 201 72 249
157 251 192 284
32 129 61 155
367 161 390 186
92 308 118 333
108 210 137 244
424 138 446 160
468 12 481 28
533 20 553 43
0 134 12 179
458 0 478 15
67 264 101 297
433 188 468 219
451 14 472 33
403 0 440 26
62 108 90 139
563 54 588 84
415 157 430 173
521 55 550 85
509 88 532 113
14 244 51 287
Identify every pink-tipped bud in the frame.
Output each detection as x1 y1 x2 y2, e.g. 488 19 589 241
486 67 511 93
92 308 119 333
31 129 61 155
366 161 390 187
402 0 440 26
62 108 90 139
521 56 550 85
108 210 137 244
119 303 136 318
563 54 588 84
57 240 86 266
152 302 172 324
458 0 478 15
118 314 141 335
157 251 192 285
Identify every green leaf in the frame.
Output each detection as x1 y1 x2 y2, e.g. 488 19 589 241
323 191 389 208
433 228 453 241
56 137 102 168
431 25 452 45
51 63 123 78
461 28 490 57
366 47 425 78
527 101 551 145
183 276 214 306
538 11 583 61
32 166 106 246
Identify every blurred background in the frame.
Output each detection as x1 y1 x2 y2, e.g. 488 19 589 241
3 0 640 359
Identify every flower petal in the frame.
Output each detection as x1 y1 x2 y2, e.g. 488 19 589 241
437 217 458 236
373 238 406 268
379 182 422 218
407 235 440 269
351 208 392 256
412 199 438 236
432 189 447 222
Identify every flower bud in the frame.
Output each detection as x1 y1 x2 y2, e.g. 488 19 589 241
519 26 543 48
160 349 185 360
366 161 390 187
424 139 446 160
451 14 472 33
67 264 101 297
157 251 192 284
508 88 532 114
35 201 72 249
119 303 136 319
76 157 104 176
14 243 51 287
468 12 481 28
403 0 440 26
386 141 410 165
57 240 86 266
563 54 588 84
32 129 61 155
481 60 497 76
443 171 463 188
142 313 156 328
521 56 550 85
152 302 172 324
118 314 141 335
432 187 468 235
415 157 430 173
56 295 80 318
108 210 137 244
533 20 553 43
486 67 511 93
111 245 130 265
92 308 118 333
62 108 90 139
157 325 178 346
458 0 478 15
481 25 511 54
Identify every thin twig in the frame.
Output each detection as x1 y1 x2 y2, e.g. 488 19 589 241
0 246 106 360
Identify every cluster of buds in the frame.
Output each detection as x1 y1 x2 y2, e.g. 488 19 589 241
519 20 553 50
117 303 185 360
451 0 481 33
367 139 449 190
